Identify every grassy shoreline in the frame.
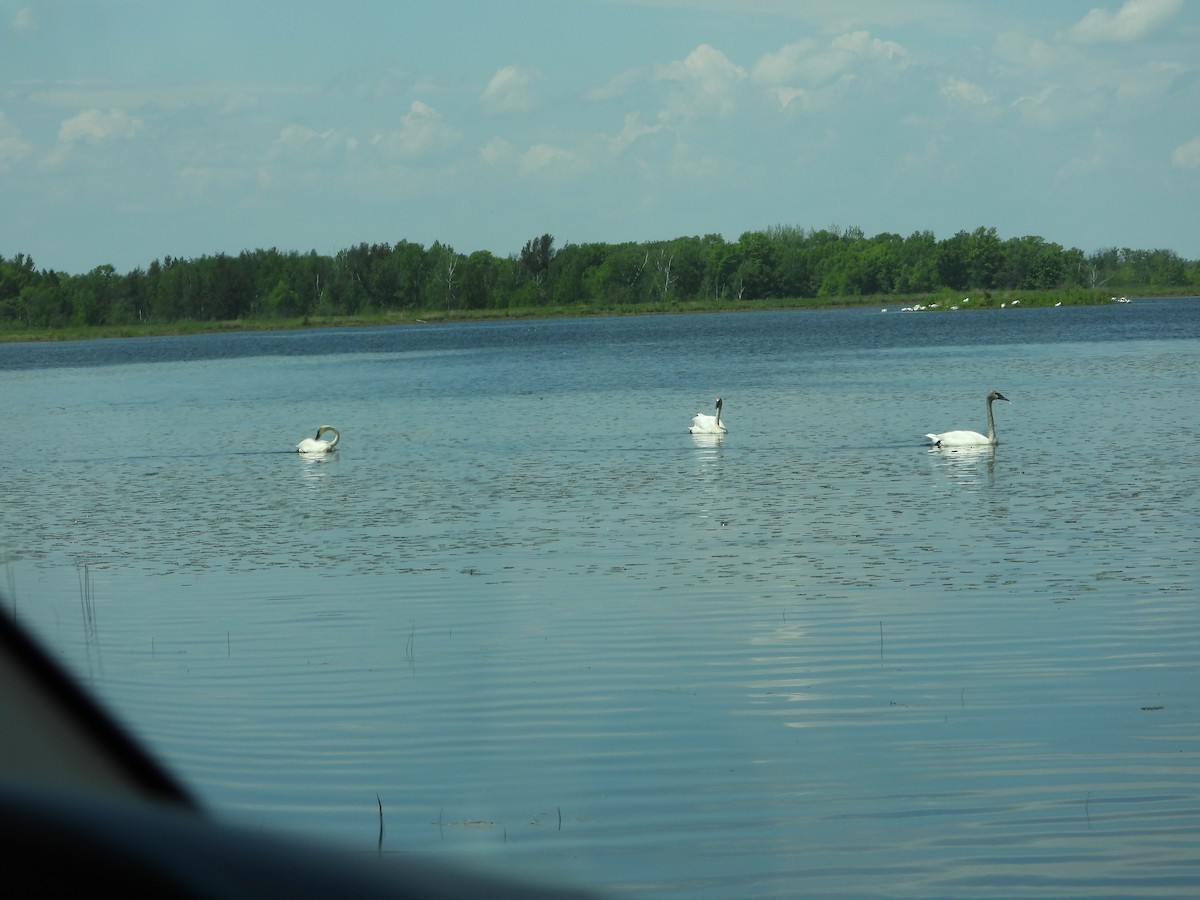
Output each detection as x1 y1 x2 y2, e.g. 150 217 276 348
0 287 1189 344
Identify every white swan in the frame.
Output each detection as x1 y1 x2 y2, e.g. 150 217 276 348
925 391 1008 447
689 397 727 434
297 425 340 453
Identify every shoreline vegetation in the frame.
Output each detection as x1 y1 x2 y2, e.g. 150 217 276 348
1 287 1191 344
4 225 1197 343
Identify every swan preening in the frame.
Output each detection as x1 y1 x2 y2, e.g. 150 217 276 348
689 397 727 434
297 425 340 453
925 391 1008 447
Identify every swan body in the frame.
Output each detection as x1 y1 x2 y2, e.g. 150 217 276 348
926 391 1008 447
689 397 727 434
297 425 340 453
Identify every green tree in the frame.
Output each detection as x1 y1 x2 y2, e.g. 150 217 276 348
548 242 605 306
967 226 1002 289
389 241 427 310
585 242 650 305
895 231 939 293
731 231 780 299
518 234 556 303
423 241 463 310
458 250 504 309
259 278 301 317
937 231 971 291
21 281 66 327
520 234 556 277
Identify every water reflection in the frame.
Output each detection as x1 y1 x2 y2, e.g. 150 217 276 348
688 431 725 451
7 304 1199 898
297 452 338 478
76 561 103 682
926 443 995 485
689 432 726 526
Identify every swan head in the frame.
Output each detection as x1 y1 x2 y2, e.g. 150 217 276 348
988 391 1009 403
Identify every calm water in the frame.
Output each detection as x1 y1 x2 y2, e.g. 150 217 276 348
3 301 1199 897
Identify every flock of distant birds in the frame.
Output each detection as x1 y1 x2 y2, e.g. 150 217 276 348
297 390 1009 456
881 295 1132 312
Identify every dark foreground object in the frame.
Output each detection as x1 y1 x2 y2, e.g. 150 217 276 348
0 608 598 898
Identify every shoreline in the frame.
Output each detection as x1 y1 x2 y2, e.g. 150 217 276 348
0 288 1191 344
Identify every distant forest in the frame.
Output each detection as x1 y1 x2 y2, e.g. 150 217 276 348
1 225 1196 329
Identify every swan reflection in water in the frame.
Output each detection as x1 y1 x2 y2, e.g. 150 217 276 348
689 430 726 450
298 453 338 481
297 425 340 454
689 427 726 524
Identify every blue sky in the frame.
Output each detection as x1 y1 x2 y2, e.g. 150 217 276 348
2 0 1198 274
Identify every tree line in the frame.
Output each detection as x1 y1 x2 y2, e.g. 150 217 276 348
1 225 1195 329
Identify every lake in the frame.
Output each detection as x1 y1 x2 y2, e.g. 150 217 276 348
3 299 1199 897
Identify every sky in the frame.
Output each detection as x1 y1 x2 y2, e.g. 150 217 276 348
2 0 1199 275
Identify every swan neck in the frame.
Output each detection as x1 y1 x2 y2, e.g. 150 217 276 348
985 397 996 443
317 425 340 448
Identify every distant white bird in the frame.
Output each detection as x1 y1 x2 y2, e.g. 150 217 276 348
925 391 1009 447
689 397 727 434
297 425 340 453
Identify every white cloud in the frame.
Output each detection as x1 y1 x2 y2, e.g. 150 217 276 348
991 33 1064 73
479 137 516 167
0 111 33 170
370 100 460 159
58 108 144 144
1172 136 1200 169
1010 85 1063 124
769 87 809 110
609 112 661 155
752 31 909 111
518 142 580 179
940 77 990 106
1067 0 1182 44
587 67 647 103
831 31 907 65
754 31 907 87
479 65 540 115
274 124 357 157
10 5 36 35
753 39 822 86
654 44 747 120
479 111 659 182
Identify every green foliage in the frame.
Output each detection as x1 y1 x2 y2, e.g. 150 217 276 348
1 228 1196 331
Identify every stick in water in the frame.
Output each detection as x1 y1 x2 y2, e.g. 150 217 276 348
376 794 385 853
